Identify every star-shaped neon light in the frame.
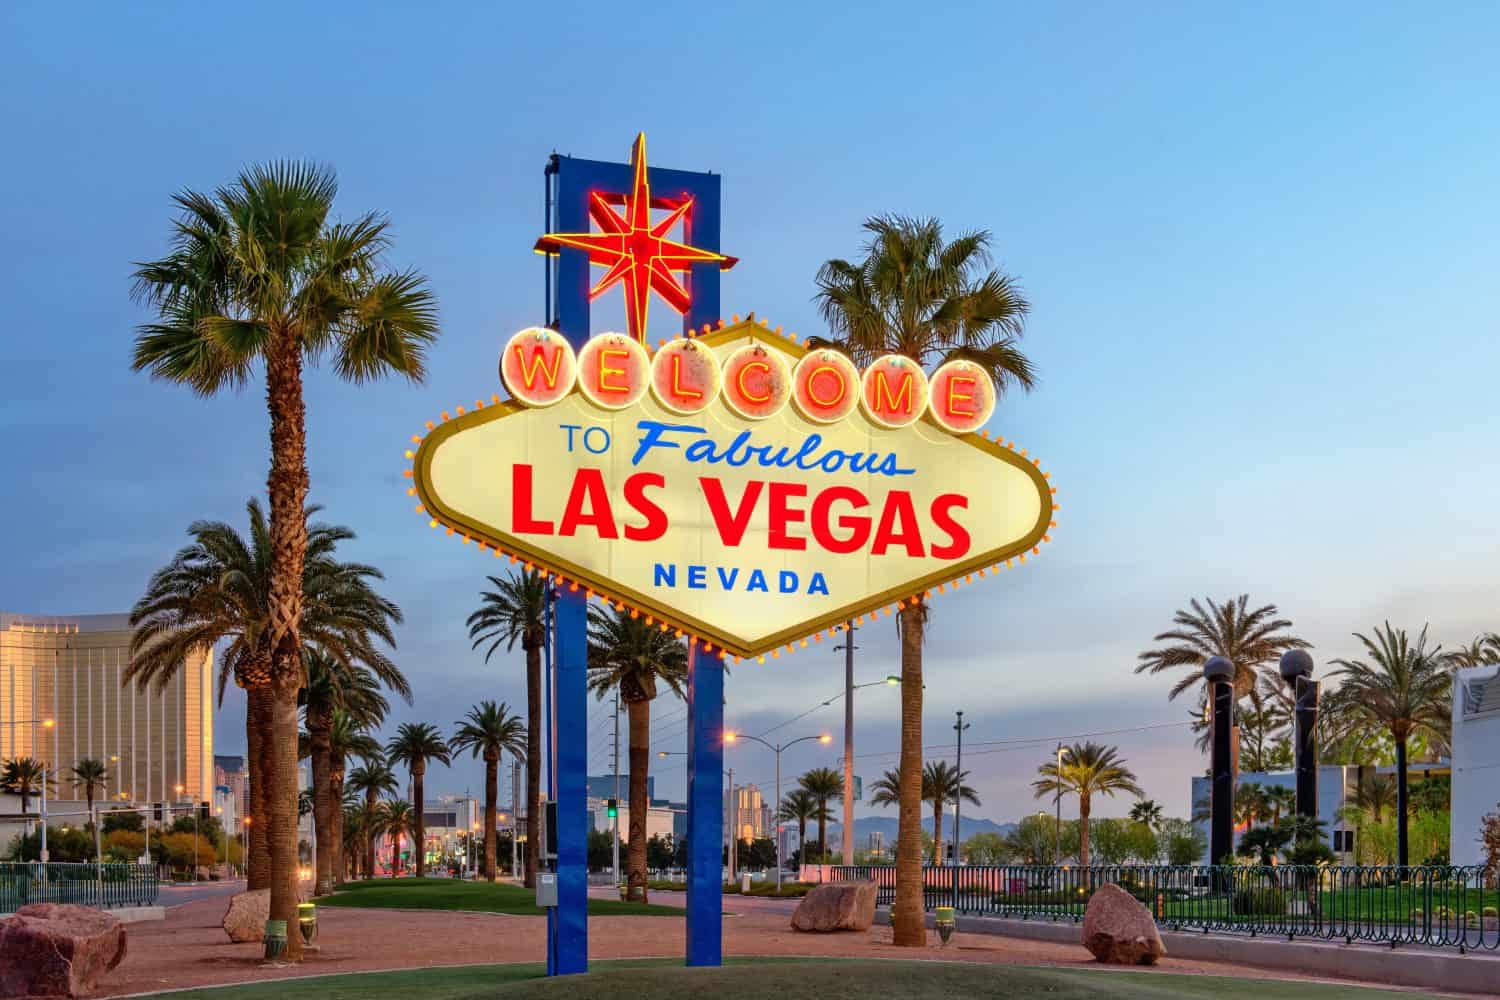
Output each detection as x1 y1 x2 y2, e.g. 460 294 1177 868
535 133 736 343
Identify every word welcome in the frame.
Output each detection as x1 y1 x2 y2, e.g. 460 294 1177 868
499 327 997 433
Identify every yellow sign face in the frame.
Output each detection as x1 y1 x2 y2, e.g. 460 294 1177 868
410 321 1055 659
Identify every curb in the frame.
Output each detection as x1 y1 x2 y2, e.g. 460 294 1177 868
883 910 1500 996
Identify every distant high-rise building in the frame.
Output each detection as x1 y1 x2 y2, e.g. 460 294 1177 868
0 613 213 805
214 755 248 824
727 784 765 842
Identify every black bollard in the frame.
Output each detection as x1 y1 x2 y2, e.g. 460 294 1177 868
1279 650 1318 820
1204 656 1235 871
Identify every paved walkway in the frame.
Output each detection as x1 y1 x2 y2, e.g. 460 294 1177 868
98 894 1465 997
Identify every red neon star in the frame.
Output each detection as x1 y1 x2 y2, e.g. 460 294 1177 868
535 133 736 343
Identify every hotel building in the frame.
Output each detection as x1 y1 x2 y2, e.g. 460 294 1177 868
0 612 214 806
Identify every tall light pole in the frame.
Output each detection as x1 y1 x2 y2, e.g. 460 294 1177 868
726 767 735 884
951 712 970 864
1054 745 1068 864
611 689 621 882
834 622 857 864
16 719 55 862
721 731 831 889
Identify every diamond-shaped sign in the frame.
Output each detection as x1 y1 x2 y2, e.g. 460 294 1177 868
410 320 1055 659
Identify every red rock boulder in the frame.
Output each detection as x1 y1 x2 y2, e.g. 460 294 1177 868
790 881 878 932
1081 882 1166 965
0 903 128 997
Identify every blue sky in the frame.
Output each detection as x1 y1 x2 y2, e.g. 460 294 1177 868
3 2 1497 822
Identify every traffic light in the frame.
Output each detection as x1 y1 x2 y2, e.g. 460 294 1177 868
152 802 163 823
606 798 618 818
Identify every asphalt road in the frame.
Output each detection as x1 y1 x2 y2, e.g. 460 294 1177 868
158 878 245 906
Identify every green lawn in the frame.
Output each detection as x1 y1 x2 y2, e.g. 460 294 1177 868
316 877 684 916
144 960 1450 1000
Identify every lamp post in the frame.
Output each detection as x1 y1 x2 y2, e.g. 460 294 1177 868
720 731 832 889
15 719 55 862
1053 745 1068 864
952 711 970 864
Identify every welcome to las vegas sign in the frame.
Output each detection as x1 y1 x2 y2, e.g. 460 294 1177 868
407 318 1057 661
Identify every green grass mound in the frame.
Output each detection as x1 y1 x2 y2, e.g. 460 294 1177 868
318 877 683 917
157 959 1450 1000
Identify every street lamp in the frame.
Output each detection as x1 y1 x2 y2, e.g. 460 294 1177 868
1054 745 1069 864
723 730 832 889
14 719 55 862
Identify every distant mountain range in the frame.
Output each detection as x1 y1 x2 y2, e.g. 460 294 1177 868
826 815 1018 842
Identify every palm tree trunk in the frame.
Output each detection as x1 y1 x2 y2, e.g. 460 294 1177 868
484 751 499 881
524 639 542 890
365 787 379 878
1079 793 1092 866
798 819 807 862
816 811 827 864
932 801 943 864
1395 737 1409 870
265 327 309 960
329 755 346 886
627 698 650 903
413 767 427 878
268 680 303 960
892 601 927 947
310 705 335 896
246 686 271 890
391 830 402 877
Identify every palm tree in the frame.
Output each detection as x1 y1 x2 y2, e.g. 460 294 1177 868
0 758 50 814
1331 623 1451 868
814 215 1033 947
129 500 394 891
778 789 820 862
321 709 383 891
1137 595 1309 703
1234 782 1268 831
451 701 527 882
797 768 843 863
341 801 370 880
132 162 438 955
1448 634 1500 670
385 723 451 878
1348 772 1398 824
586 605 687 902
371 798 415 877
304 639 407 896
467 570 548 888
69 759 109 818
347 758 399 878
1032 742 1143 865
1263 785 1297 826
1129 799 1165 832
922 761 980 863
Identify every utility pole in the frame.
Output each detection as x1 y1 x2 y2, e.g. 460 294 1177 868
952 712 969 864
835 621 857 864
611 689 621 881
726 767 735 884
511 758 521 878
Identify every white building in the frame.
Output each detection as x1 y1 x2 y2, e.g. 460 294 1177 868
1451 664 1500 867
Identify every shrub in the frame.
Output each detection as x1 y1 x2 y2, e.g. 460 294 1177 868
1410 908 1424 920
1232 887 1286 916
1465 911 1480 926
1483 906 1498 919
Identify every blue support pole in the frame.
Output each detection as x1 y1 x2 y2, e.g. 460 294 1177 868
552 587 589 974
685 646 724 966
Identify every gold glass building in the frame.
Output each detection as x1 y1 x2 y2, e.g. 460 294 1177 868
0 612 213 805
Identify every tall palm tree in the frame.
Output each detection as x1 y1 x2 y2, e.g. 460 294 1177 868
586 605 687 902
304 641 406 896
467 570 548 888
1331 623 1451 868
1136 595 1309 702
922 761 980 863
341 801 369 880
320 709 382 891
129 500 391 890
0 758 50 814
370 798 415 877
347 758 399 878
1032 742 1143 865
778 789 821 862
451 701 527 882
69 758 109 817
132 162 438 955
814 215 1033 947
385 723 451 878
797 768 844 863
1129 799 1164 832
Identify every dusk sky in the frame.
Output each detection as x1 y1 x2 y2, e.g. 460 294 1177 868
3 3 1497 823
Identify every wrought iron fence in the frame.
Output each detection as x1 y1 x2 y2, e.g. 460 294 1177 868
827 864 1500 953
0 863 160 914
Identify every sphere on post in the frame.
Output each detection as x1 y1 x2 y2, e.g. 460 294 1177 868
1278 648 1314 683
1280 649 1320 820
1202 656 1234 684
1203 655 1235 875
